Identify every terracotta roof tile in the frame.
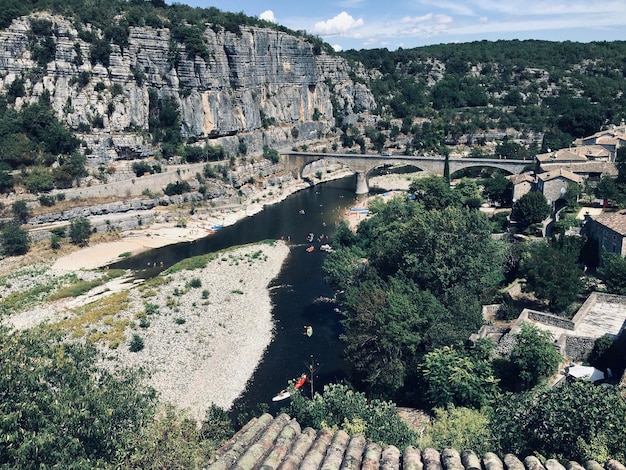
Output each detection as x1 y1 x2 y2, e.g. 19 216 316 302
592 210 626 236
207 413 624 470
536 168 584 184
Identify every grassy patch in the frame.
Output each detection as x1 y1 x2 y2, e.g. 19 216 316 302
50 291 131 348
118 251 132 258
46 269 125 301
165 240 277 274
0 283 57 315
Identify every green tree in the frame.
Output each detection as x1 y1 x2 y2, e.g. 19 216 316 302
262 145 280 163
507 322 561 391
482 172 513 206
0 327 157 468
120 404 224 468
490 380 626 463
69 217 92 246
11 200 31 224
0 167 14 193
23 166 54 193
420 341 499 409
423 405 492 455
0 221 30 256
593 176 622 205
599 251 626 295
287 383 417 449
511 191 550 231
408 176 457 211
520 238 583 312
341 276 449 396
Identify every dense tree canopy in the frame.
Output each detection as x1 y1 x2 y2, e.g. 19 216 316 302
420 340 500 409
520 237 583 312
505 323 562 391
324 179 507 401
490 380 626 463
0 327 157 468
512 191 550 231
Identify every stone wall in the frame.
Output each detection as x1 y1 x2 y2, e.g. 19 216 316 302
564 335 597 361
526 309 576 330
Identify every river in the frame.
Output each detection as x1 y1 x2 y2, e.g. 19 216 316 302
112 175 364 415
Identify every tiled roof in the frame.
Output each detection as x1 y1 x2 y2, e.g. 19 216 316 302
536 149 588 163
539 162 618 176
507 173 535 185
568 145 612 159
536 168 584 184
206 413 625 470
591 210 626 236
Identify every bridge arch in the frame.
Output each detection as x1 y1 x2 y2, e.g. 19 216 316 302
282 151 530 194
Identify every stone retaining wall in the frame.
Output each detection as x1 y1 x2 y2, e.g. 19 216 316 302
526 309 576 330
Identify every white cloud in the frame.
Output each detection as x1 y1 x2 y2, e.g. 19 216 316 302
313 11 364 36
259 10 276 23
332 44 343 52
396 13 453 37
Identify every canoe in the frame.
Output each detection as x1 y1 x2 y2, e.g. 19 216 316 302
272 390 291 402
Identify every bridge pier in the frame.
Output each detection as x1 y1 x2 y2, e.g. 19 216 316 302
355 172 369 194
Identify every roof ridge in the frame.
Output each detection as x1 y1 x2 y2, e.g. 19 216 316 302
206 414 621 470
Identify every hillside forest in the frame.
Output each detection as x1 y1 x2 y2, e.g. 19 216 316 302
1 1 626 468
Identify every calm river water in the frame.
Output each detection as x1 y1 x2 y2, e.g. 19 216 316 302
112 176 364 415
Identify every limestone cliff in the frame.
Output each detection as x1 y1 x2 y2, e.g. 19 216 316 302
0 13 375 164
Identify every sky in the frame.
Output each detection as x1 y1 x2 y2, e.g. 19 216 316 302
167 0 626 52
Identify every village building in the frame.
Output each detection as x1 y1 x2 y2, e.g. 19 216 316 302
575 123 626 158
582 209 626 257
507 173 535 202
535 148 617 183
535 168 583 207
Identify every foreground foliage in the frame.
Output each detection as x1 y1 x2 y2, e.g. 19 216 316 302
0 327 156 468
0 326 233 468
287 383 417 449
490 380 626 463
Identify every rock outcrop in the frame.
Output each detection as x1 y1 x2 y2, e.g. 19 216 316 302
0 13 375 166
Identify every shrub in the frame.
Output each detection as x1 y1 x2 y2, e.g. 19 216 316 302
163 181 191 196
129 334 144 352
187 278 201 288
69 217 92 247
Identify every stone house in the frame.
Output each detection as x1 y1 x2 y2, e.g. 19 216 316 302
583 209 626 257
536 148 617 183
576 124 626 159
507 173 535 202
536 168 584 207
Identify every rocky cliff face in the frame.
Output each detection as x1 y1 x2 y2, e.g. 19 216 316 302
0 13 375 164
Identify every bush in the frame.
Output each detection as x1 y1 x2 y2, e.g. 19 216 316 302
69 217 92 247
0 221 30 256
164 181 191 196
39 194 56 207
187 278 201 288
129 334 144 352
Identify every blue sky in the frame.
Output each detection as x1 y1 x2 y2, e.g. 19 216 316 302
169 1 626 51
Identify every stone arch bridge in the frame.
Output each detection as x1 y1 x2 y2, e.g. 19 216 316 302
281 151 532 194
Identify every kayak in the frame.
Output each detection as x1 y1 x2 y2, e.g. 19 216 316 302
295 374 307 389
272 390 291 402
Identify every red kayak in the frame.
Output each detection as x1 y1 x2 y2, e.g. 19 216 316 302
294 374 307 389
